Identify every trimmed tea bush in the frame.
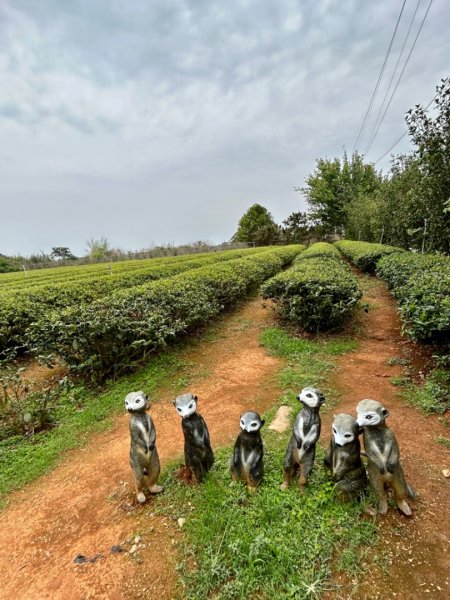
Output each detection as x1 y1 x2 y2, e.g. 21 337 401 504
30 246 303 381
0 248 264 355
261 246 361 332
377 252 450 343
294 242 342 262
335 240 404 272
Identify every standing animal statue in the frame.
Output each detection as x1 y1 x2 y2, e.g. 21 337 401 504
173 393 214 483
324 413 367 502
356 399 415 516
231 411 265 491
281 387 325 491
125 391 162 504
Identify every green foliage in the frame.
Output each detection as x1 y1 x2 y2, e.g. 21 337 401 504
280 211 311 244
405 77 450 254
85 236 111 260
232 204 280 245
300 152 382 233
0 366 66 439
335 240 404 273
376 252 450 344
401 369 450 414
295 242 342 262
30 247 302 381
261 245 361 332
0 248 264 357
0 254 21 273
50 247 77 260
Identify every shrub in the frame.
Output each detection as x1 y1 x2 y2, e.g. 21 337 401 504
294 242 342 262
0 248 265 356
261 249 361 332
30 246 303 381
335 240 404 272
376 252 450 344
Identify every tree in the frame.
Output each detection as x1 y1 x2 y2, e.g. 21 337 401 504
405 77 450 253
86 237 111 260
281 212 311 243
50 247 77 260
232 204 280 245
300 152 381 234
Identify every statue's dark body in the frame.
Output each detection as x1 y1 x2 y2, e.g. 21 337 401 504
182 412 214 483
324 432 367 502
231 429 264 489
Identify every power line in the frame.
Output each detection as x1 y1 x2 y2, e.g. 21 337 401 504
374 89 439 164
366 0 434 155
365 0 422 154
353 0 407 153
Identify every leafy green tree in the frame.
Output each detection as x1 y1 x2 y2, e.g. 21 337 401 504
86 237 111 260
232 204 280 245
0 254 21 273
405 77 450 253
50 247 77 260
300 152 382 234
281 212 310 243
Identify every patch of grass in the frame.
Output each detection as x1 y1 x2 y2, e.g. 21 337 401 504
400 369 450 414
387 356 410 367
155 326 376 599
390 376 410 387
0 351 187 505
436 435 450 449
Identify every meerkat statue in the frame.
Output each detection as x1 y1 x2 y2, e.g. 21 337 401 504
173 393 214 483
231 411 265 492
281 387 325 492
324 413 367 502
125 391 162 504
356 399 415 516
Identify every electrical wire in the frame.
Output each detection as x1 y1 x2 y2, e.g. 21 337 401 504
364 0 422 154
353 0 407 153
366 0 434 155
374 88 439 164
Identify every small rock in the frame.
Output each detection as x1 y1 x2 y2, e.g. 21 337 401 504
110 545 123 554
269 406 292 433
73 554 88 565
177 517 186 528
134 535 141 545
129 544 138 554
442 469 450 478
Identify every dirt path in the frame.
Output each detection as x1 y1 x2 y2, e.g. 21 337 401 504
324 274 450 600
0 299 283 600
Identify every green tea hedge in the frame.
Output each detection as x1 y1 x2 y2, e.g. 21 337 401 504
376 252 450 343
0 248 264 355
335 240 404 272
261 246 361 332
30 246 303 381
294 242 342 262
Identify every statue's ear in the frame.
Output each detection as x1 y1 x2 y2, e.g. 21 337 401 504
382 408 389 418
260 419 265 427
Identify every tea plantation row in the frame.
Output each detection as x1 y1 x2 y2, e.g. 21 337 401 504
0 248 265 355
28 246 303 381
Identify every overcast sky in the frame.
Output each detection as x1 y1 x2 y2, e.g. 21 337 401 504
1 0 449 256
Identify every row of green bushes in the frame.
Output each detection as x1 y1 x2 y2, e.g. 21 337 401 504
0 248 264 355
261 243 361 331
0 247 263 291
29 246 303 382
334 240 404 272
376 252 450 344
